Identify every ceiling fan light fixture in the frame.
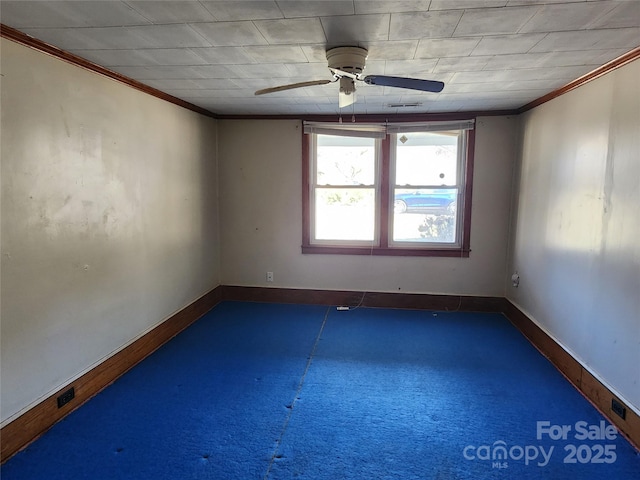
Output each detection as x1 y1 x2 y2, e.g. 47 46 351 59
339 89 357 108
339 77 356 95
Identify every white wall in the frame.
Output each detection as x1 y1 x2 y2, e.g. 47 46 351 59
508 60 640 413
218 116 517 297
0 39 220 425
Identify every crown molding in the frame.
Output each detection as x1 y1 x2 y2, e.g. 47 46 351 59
0 24 218 119
518 46 640 114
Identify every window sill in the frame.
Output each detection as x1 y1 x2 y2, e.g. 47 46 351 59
301 245 470 257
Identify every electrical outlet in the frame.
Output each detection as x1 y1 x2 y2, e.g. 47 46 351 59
57 387 75 408
611 398 626 420
266 272 274 282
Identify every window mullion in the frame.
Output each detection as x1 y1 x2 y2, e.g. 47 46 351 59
461 128 475 252
302 133 311 247
379 135 391 249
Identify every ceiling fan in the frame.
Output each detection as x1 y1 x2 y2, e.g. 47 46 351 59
254 46 444 108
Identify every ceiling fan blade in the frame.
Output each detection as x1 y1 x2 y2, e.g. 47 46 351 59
362 75 444 93
255 79 331 96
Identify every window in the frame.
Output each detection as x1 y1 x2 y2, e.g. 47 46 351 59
302 120 475 256
313 134 377 243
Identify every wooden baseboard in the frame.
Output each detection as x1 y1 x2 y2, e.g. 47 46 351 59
223 285 362 306
503 300 639 450
222 285 504 312
579 370 640 449
3 286 637 463
0 286 223 463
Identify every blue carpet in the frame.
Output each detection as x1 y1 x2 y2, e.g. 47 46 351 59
2 302 639 479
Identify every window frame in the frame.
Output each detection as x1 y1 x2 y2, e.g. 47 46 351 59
302 121 475 257
388 130 466 249
309 135 381 247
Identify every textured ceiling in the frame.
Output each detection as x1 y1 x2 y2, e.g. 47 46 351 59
1 0 639 116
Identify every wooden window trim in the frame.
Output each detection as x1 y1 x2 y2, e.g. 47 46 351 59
301 127 474 257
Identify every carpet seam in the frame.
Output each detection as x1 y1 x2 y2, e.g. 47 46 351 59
263 306 331 479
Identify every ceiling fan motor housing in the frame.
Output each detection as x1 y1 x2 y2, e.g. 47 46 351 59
326 46 368 76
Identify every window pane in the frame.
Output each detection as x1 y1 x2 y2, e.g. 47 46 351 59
393 188 458 243
315 188 375 241
317 135 375 185
395 131 458 187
